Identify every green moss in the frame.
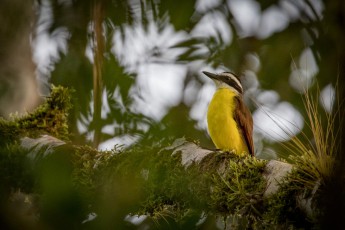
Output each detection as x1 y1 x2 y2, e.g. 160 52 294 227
0 85 73 145
71 145 119 202
209 154 267 220
0 85 74 205
259 149 328 228
0 144 34 194
74 143 210 224
81 147 269 228
261 166 315 229
16 85 73 140
0 119 21 146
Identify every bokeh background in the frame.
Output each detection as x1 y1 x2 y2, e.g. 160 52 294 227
1 0 341 160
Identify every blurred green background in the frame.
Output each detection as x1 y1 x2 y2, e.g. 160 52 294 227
0 0 344 228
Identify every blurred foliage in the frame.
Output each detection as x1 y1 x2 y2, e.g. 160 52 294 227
29 0 342 154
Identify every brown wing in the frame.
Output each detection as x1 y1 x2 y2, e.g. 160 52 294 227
234 97 254 156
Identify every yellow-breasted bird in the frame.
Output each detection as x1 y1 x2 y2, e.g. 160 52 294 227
203 71 254 156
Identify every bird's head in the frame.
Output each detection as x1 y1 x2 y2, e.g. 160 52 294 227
202 71 243 95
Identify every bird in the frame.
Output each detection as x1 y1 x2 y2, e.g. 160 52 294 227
202 71 254 156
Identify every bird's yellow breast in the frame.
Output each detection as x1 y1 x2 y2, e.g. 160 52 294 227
207 88 248 155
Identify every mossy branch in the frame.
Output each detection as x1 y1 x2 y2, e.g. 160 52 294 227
0 86 322 229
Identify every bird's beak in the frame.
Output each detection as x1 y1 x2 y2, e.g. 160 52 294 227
202 71 218 80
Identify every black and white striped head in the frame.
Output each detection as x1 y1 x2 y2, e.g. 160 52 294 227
203 71 243 95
